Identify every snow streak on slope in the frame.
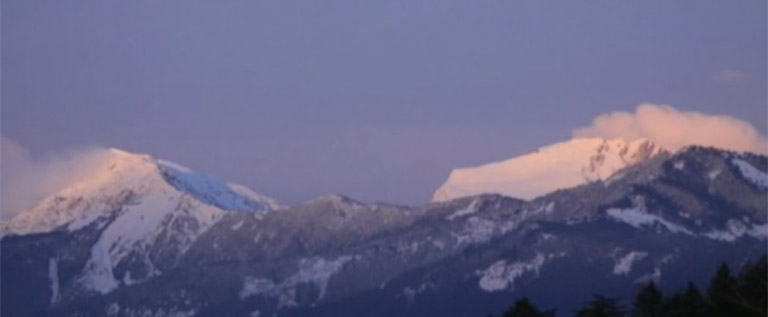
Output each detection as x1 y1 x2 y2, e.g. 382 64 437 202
731 158 768 189
613 251 647 275
703 219 768 242
240 256 355 308
48 258 60 304
606 205 692 235
475 253 564 292
434 138 661 201
446 198 479 220
78 192 225 294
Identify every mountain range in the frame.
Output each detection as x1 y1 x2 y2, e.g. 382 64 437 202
2 138 766 317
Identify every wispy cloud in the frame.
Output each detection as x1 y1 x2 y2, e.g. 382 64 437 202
1 136 111 219
712 70 748 83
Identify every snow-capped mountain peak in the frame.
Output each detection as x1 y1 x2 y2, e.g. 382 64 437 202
3 148 279 235
433 138 663 202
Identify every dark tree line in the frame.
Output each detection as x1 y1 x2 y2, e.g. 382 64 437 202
490 255 766 317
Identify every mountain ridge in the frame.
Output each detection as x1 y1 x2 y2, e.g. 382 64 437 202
1 144 766 317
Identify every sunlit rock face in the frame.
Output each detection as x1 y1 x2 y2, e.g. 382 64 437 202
433 138 663 202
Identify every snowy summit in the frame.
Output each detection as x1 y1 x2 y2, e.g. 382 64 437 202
433 138 662 201
3 148 280 236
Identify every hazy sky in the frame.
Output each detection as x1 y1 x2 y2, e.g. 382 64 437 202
2 1 766 205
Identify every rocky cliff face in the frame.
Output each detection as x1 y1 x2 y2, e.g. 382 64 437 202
2 146 766 317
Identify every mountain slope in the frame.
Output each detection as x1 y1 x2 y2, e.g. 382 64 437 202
433 138 662 201
285 146 767 316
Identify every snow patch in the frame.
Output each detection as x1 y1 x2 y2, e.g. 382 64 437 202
79 241 119 294
403 281 436 301
106 303 121 317
453 216 516 245
566 218 589 225
539 201 555 214
49 258 60 304
708 170 721 180
606 197 692 235
396 241 421 254
613 251 647 275
704 219 767 242
122 272 138 286
446 199 480 220
673 160 685 170
105 303 196 317
477 254 554 292
540 233 556 241
231 220 244 230
240 256 354 307
747 223 768 239
240 278 276 300
731 158 768 189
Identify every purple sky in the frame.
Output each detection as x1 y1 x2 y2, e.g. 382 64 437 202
2 1 766 205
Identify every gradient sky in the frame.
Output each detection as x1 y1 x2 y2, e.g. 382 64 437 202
2 0 766 205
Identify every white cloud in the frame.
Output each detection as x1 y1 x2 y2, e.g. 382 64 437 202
1 136 111 219
572 104 768 154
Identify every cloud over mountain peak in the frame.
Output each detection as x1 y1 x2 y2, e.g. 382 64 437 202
572 104 768 155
